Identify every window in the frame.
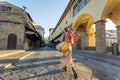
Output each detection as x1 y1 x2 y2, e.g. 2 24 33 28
78 0 82 10
73 3 78 16
1 6 6 11
73 0 90 16
86 0 90 4
65 21 68 24
6 7 12 12
0 5 12 12
78 0 85 11
81 0 85 8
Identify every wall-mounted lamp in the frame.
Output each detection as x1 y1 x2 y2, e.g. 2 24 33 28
65 21 68 24
108 12 113 18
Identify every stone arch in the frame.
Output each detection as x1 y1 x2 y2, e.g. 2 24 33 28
73 14 95 50
92 0 120 53
7 33 17 49
101 0 120 25
101 0 120 52
73 14 94 33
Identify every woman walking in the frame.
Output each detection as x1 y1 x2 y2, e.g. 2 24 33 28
59 27 78 79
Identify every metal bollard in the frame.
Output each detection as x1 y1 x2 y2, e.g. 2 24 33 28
112 43 114 55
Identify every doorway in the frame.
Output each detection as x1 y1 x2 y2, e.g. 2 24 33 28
7 34 17 49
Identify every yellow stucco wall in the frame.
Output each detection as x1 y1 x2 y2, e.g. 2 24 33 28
51 0 120 52
89 27 95 46
52 9 72 39
72 0 108 24
52 0 109 39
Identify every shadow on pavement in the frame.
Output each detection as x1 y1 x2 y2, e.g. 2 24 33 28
3 61 60 73
92 69 115 80
0 59 18 64
73 53 118 80
16 56 60 64
33 47 56 51
1 56 61 73
19 69 64 80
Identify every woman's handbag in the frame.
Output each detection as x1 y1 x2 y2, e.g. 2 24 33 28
56 42 65 51
73 36 78 41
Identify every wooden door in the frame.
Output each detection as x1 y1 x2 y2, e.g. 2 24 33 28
7 34 17 49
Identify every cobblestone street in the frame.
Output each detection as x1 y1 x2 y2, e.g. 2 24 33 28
0 47 120 80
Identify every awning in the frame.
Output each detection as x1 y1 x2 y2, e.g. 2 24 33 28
54 36 61 42
25 31 34 35
51 32 63 43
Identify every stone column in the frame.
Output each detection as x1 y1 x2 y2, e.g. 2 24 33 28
81 32 88 49
95 20 107 53
116 25 120 43
116 25 120 52
75 31 81 50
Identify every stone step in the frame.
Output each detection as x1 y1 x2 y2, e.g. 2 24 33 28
0 50 25 58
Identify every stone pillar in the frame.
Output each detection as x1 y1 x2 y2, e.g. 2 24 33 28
81 32 88 49
116 25 120 51
75 31 81 50
95 20 107 53
116 25 120 43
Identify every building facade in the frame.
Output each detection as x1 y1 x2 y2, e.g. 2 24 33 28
49 28 54 41
106 30 117 46
35 25 45 39
34 25 45 47
0 2 42 50
0 2 25 49
48 28 54 47
51 0 120 53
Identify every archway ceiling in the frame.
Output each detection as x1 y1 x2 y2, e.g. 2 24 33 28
107 2 120 25
74 18 88 32
74 15 94 33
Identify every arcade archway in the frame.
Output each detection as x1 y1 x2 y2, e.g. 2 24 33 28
73 14 95 50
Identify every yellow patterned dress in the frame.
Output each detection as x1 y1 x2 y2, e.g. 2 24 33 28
60 32 74 67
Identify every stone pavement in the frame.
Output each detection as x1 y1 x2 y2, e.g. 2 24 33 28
73 50 120 80
76 50 120 60
74 50 120 67
0 47 120 80
0 50 34 71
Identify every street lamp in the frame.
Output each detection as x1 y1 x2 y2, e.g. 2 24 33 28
22 6 27 43
23 6 26 10
22 6 27 18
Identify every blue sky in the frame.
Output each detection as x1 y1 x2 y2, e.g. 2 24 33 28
1 0 70 37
